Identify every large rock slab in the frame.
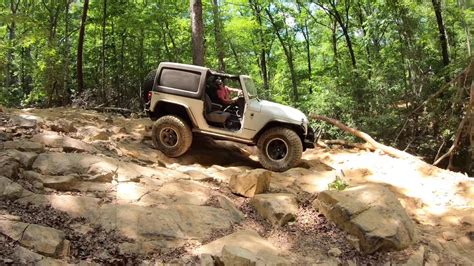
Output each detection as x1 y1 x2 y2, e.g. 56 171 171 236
217 195 245 222
21 224 68 257
97 204 236 242
313 184 416 254
31 133 96 153
4 140 44 153
229 169 271 197
138 180 211 206
32 152 167 182
2 150 37 169
0 176 25 199
196 229 289 264
0 217 68 258
0 154 21 179
221 245 257 266
250 193 298 226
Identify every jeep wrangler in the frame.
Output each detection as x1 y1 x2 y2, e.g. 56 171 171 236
144 62 315 172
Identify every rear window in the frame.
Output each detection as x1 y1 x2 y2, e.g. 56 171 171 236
159 68 200 92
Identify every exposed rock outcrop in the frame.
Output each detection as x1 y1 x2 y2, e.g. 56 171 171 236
313 184 416 254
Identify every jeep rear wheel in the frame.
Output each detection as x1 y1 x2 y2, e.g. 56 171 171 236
152 115 192 157
257 127 303 172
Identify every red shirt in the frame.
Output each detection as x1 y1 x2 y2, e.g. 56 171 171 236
217 85 232 105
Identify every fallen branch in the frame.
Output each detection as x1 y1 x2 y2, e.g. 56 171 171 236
433 105 470 166
322 139 375 151
310 114 413 159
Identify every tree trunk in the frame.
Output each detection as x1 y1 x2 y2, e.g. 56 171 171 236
190 0 205 66
250 0 269 94
63 0 71 103
6 0 20 88
101 0 107 98
331 19 339 74
432 0 450 66
265 8 298 101
77 0 89 94
212 0 225 72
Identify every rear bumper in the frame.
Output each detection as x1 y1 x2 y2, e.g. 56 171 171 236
303 126 316 150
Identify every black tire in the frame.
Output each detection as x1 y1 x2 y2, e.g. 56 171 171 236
257 127 303 172
152 115 193 157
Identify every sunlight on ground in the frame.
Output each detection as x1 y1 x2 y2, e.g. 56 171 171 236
304 148 473 226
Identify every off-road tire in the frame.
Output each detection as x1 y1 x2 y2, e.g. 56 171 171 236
257 127 303 172
152 115 192 157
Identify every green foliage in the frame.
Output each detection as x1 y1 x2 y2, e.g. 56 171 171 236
327 176 349 191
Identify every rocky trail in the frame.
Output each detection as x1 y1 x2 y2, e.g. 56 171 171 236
0 107 472 265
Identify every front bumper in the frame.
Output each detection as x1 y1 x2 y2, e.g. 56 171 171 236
303 126 316 150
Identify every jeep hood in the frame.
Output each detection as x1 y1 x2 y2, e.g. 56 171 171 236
256 100 308 124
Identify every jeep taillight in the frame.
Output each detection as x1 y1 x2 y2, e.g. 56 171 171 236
147 91 152 102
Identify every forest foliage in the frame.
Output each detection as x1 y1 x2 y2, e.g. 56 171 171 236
0 0 473 170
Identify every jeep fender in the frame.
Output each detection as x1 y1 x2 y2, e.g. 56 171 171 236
254 120 305 143
149 100 197 127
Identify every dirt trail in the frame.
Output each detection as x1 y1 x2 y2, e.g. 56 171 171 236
0 107 472 264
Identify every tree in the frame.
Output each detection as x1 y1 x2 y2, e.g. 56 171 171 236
77 0 90 94
190 0 204 66
431 0 450 66
212 0 225 71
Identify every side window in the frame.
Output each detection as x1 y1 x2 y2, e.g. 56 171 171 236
159 68 200 92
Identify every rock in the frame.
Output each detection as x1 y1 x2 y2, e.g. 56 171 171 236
10 115 38 128
313 184 415 254
3 149 37 169
139 180 211 206
31 133 96 153
79 126 110 141
0 154 21 179
186 170 213 181
221 245 257 266
47 119 77 133
328 247 342 257
196 229 289 265
12 246 68 265
20 224 68 257
48 195 101 220
217 195 245 222
0 132 12 141
401 246 425 266
200 253 215 266
35 174 79 191
229 169 271 197
250 193 298 226
13 246 44 264
4 140 44 153
442 231 455 241
0 218 29 241
425 252 440 265
32 152 165 182
0 176 25 199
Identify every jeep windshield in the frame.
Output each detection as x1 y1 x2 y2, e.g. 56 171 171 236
243 77 258 99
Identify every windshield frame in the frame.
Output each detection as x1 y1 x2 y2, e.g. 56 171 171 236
241 76 258 99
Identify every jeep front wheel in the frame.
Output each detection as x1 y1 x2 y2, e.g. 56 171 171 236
152 115 193 157
257 127 303 172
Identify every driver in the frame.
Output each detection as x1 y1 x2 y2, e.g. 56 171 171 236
215 78 240 107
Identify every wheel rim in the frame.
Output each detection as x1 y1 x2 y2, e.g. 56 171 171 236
266 138 288 162
159 127 179 148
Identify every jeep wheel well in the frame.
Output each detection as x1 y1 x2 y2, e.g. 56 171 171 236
254 121 304 144
150 101 194 127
